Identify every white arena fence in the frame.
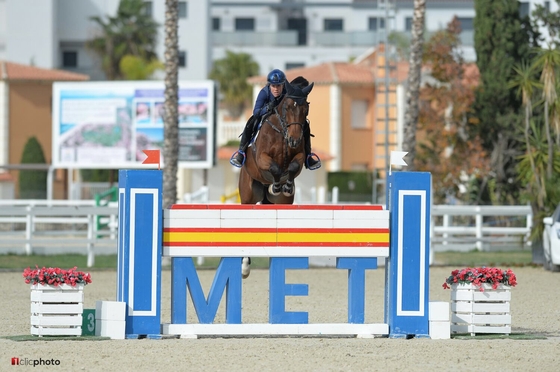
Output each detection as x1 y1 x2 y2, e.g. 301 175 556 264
0 200 532 267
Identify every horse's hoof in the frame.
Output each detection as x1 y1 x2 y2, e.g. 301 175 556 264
268 184 281 196
282 186 294 197
242 257 251 279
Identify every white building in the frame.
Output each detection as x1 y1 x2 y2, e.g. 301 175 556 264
1 0 554 80
0 0 555 202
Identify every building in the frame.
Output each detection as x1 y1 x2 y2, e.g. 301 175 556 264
0 0 553 201
0 61 89 198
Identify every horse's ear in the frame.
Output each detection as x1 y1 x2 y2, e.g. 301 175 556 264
302 82 314 95
284 80 295 96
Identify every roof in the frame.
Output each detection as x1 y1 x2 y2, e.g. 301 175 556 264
248 46 409 86
0 60 89 82
248 62 378 86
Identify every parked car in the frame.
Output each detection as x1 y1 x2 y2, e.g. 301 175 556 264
543 204 560 272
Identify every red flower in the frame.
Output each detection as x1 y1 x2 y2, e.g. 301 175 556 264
443 267 517 292
23 266 92 286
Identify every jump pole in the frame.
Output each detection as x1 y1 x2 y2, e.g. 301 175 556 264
117 169 431 338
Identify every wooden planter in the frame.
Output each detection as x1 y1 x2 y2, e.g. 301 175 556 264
30 284 84 336
450 283 511 336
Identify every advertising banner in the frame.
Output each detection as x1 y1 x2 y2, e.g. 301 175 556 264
52 81 216 169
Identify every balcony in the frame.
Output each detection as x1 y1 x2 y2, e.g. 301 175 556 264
211 30 474 48
212 31 379 48
212 31 298 47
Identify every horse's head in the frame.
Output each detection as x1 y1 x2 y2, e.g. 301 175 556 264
279 81 314 148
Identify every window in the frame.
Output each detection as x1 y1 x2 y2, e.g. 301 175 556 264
286 62 304 70
405 17 412 31
235 18 255 30
179 1 187 18
368 17 385 31
545 1 550 11
519 2 529 18
351 100 368 129
324 18 343 31
179 51 186 67
457 17 473 31
212 17 220 31
144 1 152 17
62 51 77 68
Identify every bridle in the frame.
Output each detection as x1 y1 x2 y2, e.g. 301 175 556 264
266 95 308 141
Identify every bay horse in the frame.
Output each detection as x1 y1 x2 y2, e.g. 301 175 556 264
238 79 314 277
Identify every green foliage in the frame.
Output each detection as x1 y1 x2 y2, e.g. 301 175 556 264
86 0 160 80
79 169 117 183
209 50 260 118
327 172 373 203
119 55 164 80
532 0 560 47
472 0 534 204
19 137 47 199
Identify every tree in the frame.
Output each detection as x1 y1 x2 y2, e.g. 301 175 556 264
416 17 490 204
87 0 160 80
119 55 163 80
19 137 47 199
532 46 560 178
209 51 260 118
472 0 534 204
532 0 560 47
402 0 426 170
509 61 541 190
163 0 179 208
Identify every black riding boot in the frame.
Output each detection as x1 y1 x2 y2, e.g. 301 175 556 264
304 122 321 170
230 117 257 167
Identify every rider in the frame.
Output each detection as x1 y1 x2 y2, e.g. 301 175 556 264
230 69 321 170
230 68 286 168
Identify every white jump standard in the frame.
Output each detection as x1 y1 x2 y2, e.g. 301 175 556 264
117 170 432 339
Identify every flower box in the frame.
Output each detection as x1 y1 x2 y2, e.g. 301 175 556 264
450 283 511 336
30 284 84 336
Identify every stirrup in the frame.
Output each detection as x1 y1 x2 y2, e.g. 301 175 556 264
230 150 246 168
306 153 321 170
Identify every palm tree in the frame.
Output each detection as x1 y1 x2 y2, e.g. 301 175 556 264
509 61 541 182
402 0 426 170
163 0 179 208
533 46 560 178
87 0 159 80
209 51 260 118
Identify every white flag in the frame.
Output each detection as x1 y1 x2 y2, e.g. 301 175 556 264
390 151 408 166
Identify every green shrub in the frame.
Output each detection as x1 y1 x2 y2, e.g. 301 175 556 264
19 137 47 199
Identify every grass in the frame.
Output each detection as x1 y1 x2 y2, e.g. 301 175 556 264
433 250 534 267
0 250 536 271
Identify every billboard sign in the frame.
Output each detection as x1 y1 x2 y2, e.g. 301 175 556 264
52 80 216 169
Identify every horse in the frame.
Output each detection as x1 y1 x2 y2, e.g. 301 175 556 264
238 79 314 277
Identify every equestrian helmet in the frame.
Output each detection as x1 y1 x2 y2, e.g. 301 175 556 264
267 69 286 85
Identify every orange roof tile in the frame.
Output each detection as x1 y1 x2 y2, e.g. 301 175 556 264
248 62 377 86
0 60 89 81
248 47 410 86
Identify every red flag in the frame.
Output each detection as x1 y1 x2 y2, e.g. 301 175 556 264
142 150 160 169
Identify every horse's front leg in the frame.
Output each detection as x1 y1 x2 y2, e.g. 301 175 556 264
282 154 305 196
256 152 283 195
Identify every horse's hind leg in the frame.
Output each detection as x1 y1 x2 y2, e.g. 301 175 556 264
242 257 251 279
